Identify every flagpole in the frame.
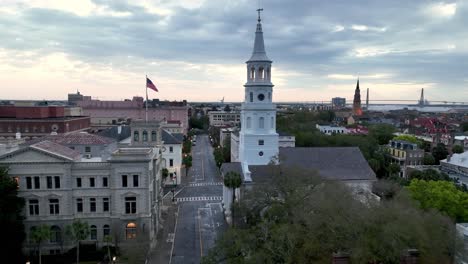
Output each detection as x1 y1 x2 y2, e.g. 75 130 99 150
145 75 148 123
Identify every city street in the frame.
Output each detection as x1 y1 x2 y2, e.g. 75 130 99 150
149 134 226 264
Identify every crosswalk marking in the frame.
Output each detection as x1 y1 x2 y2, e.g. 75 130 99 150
188 182 223 187
175 196 222 202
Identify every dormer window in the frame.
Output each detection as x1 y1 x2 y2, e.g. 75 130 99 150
133 131 139 142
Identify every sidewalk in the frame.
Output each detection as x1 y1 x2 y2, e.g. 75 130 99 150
147 196 178 264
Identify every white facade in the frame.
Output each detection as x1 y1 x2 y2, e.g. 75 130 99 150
238 14 279 167
208 111 241 127
161 142 182 185
316 124 347 135
0 143 162 255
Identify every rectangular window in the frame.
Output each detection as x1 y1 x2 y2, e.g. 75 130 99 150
26 177 32 189
90 198 96 212
49 199 59 215
54 176 60 189
169 146 173 153
103 177 108 187
169 159 174 167
133 175 139 187
89 177 95 187
125 197 137 214
122 175 128 187
29 199 39 216
76 178 82 188
258 140 264 146
76 198 83 213
103 198 109 212
34 176 40 189
85 146 91 153
47 176 53 189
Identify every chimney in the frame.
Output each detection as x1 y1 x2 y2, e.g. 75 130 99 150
117 125 122 135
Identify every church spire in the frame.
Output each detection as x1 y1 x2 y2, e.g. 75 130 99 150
248 8 270 62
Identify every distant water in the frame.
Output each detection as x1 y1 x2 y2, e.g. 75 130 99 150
368 105 454 112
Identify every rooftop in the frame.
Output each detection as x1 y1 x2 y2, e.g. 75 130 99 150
30 140 81 160
25 132 115 146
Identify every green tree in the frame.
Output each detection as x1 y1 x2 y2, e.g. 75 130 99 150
0 167 25 264
222 137 231 163
368 124 396 145
183 140 192 154
103 235 113 263
393 134 423 146
423 153 436 165
204 168 457 264
183 155 192 176
213 148 224 168
408 179 468 222
66 220 90 264
30 225 51 264
409 169 450 181
387 163 401 177
452 144 464 154
432 143 449 164
462 122 468 132
161 168 169 181
223 172 242 226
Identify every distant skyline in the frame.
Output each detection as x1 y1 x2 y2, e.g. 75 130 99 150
1 0 468 102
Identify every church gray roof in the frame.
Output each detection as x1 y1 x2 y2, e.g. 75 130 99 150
276 147 376 181
221 147 376 183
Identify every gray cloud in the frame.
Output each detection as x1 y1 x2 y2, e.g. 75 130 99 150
0 0 467 101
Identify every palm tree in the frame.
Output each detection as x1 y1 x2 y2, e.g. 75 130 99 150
66 220 89 264
223 171 242 225
30 224 51 264
103 235 113 263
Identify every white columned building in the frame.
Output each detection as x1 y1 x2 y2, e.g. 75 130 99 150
238 10 279 172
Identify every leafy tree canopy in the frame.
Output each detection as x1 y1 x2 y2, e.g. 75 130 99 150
0 167 25 263
452 144 464 154
203 168 457 264
393 134 422 145
408 179 468 222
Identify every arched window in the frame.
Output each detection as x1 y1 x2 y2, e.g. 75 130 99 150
50 226 61 243
142 130 148 142
126 222 137 239
259 67 264 79
103 224 110 237
250 67 255 79
259 117 265 129
151 131 157 141
249 92 253 102
90 225 97 240
247 117 251 129
271 117 274 129
133 131 139 142
266 67 271 80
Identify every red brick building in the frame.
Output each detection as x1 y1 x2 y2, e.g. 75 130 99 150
0 105 90 139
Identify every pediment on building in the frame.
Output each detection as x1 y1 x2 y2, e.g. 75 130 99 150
0 148 72 163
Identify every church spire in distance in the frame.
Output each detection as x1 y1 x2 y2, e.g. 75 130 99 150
248 8 270 62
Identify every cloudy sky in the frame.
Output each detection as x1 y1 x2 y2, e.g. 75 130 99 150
1 0 467 103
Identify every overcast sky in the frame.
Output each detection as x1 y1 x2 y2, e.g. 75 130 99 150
1 0 467 103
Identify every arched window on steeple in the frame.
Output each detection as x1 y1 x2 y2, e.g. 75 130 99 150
258 67 264 79
266 67 271 81
247 117 251 129
250 67 255 80
259 117 264 129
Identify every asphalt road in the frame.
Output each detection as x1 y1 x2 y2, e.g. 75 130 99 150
170 134 226 264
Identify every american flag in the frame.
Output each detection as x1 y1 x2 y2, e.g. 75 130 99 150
146 77 158 92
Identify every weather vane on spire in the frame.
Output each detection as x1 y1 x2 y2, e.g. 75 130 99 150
257 8 263 22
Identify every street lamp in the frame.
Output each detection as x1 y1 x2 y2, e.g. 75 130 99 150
112 256 117 263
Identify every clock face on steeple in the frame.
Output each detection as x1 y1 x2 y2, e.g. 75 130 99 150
257 93 265 101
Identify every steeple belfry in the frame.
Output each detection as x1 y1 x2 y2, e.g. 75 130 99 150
239 9 279 166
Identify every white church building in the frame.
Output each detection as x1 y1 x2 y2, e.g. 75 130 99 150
223 10 377 219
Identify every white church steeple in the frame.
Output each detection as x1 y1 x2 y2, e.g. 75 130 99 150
239 9 279 166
